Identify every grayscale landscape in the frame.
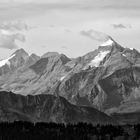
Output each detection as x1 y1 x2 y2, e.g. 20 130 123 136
0 0 140 139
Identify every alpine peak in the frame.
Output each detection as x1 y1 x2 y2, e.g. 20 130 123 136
100 39 114 47
12 48 29 57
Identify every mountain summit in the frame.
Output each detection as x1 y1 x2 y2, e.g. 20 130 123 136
0 36 140 124
100 38 114 47
12 48 29 57
0 48 39 75
0 48 28 75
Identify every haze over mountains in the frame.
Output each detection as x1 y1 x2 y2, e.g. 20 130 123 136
0 37 140 124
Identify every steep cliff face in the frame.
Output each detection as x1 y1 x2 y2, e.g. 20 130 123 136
58 40 140 113
0 49 29 75
0 91 115 124
0 51 71 95
99 67 140 110
0 49 40 76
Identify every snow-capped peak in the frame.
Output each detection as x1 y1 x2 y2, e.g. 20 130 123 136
130 48 134 50
0 54 16 67
100 39 114 47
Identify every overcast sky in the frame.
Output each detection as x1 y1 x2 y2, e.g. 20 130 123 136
0 0 140 58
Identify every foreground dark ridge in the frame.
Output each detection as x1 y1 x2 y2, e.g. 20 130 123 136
0 122 140 140
0 91 115 124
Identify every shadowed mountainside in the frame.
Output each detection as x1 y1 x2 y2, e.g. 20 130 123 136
0 91 116 124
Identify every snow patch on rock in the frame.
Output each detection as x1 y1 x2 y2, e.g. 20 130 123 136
100 39 114 46
88 51 110 67
122 54 126 57
130 48 134 50
60 76 66 81
0 54 15 67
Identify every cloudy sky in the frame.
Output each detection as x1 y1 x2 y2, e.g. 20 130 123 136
0 0 140 59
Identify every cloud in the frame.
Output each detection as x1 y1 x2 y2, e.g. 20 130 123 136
0 21 29 31
112 24 132 29
14 33 25 42
0 0 139 23
41 45 47 48
61 45 68 49
0 32 25 49
0 21 27 50
12 0 33 3
49 24 55 28
65 29 71 32
80 29 110 42
0 0 33 4
0 20 30 50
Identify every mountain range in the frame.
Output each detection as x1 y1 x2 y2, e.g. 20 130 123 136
0 37 140 124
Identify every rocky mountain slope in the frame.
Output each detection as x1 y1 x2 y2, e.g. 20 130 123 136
0 37 140 124
0 51 71 95
0 49 40 76
58 39 140 112
0 91 115 124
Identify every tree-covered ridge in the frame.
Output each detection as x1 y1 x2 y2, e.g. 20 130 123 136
0 122 140 140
